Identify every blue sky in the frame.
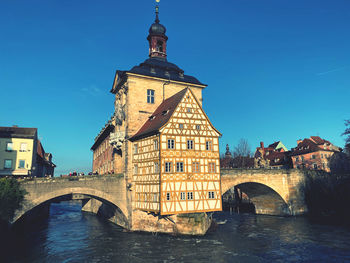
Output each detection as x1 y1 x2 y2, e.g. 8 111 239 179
1 0 349 175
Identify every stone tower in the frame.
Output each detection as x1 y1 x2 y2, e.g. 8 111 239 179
108 4 207 182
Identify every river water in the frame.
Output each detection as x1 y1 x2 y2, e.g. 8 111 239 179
4 201 350 262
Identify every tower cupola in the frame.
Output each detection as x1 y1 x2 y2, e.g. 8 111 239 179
147 3 168 60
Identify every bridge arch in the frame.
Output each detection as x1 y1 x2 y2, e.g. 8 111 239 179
222 177 291 216
13 187 129 227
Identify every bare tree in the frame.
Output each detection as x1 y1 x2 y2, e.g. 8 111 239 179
233 138 251 158
232 138 252 168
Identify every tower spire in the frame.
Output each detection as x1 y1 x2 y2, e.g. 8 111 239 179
147 0 168 60
155 4 160 23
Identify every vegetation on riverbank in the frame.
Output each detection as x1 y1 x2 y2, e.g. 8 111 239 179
302 170 350 223
0 177 27 223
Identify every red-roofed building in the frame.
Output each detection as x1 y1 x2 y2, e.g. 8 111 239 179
290 136 341 172
254 141 291 169
36 140 56 177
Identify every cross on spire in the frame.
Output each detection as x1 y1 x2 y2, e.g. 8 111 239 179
155 4 160 23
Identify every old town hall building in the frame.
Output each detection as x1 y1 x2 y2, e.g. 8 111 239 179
91 5 222 215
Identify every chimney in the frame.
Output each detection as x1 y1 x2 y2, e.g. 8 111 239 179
297 139 302 145
260 142 264 149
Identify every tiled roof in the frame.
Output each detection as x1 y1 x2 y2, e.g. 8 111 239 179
37 140 56 167
91 124 114 150
129 88 188 141
111 58 206 94
268 141 280 149
0 126 37 139
290 138 332 156
265 151 289 166
310 136 331 145
129 58 205 86
37 140 45 159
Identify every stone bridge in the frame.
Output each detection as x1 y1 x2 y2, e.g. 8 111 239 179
14 175 131 228
221 168 307 216
14 169 307 233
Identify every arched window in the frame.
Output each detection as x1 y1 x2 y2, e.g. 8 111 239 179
156 40 163 52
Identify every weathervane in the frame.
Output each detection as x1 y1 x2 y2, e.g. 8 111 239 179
155 0 160 23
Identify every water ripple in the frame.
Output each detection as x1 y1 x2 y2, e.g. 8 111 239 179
5 202 350 263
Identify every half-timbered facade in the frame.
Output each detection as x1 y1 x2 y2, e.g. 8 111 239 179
130 88 222 215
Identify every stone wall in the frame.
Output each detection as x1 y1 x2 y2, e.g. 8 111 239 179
131 210 212 235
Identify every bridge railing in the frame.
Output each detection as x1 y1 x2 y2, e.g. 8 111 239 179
17 173 125 183
221 168 301 175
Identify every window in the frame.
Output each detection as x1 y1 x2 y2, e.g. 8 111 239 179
196 125 200 130
157 40 164 52
176 162 184 172
180 192 186 200
167 139 174 149
134 165 138 174
4 159 12 169
165 162 172 173
187 140 193 150
296 157 299 162
179 123 184 129
20 143 27 152
311 155 316 159
187 107 191 113
166 192 170 201
134 144 138 154
206 141 212 151
313 163 317 169
6 142 13 151
192 162 200 173
154 139 159 150
19 160 25 168
147 89 155 104
208 162 216 173
154 162 159 173
187 192 193 200
321 154 324 158
208 191 215 199
153 193 158 202
301 156 305 162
